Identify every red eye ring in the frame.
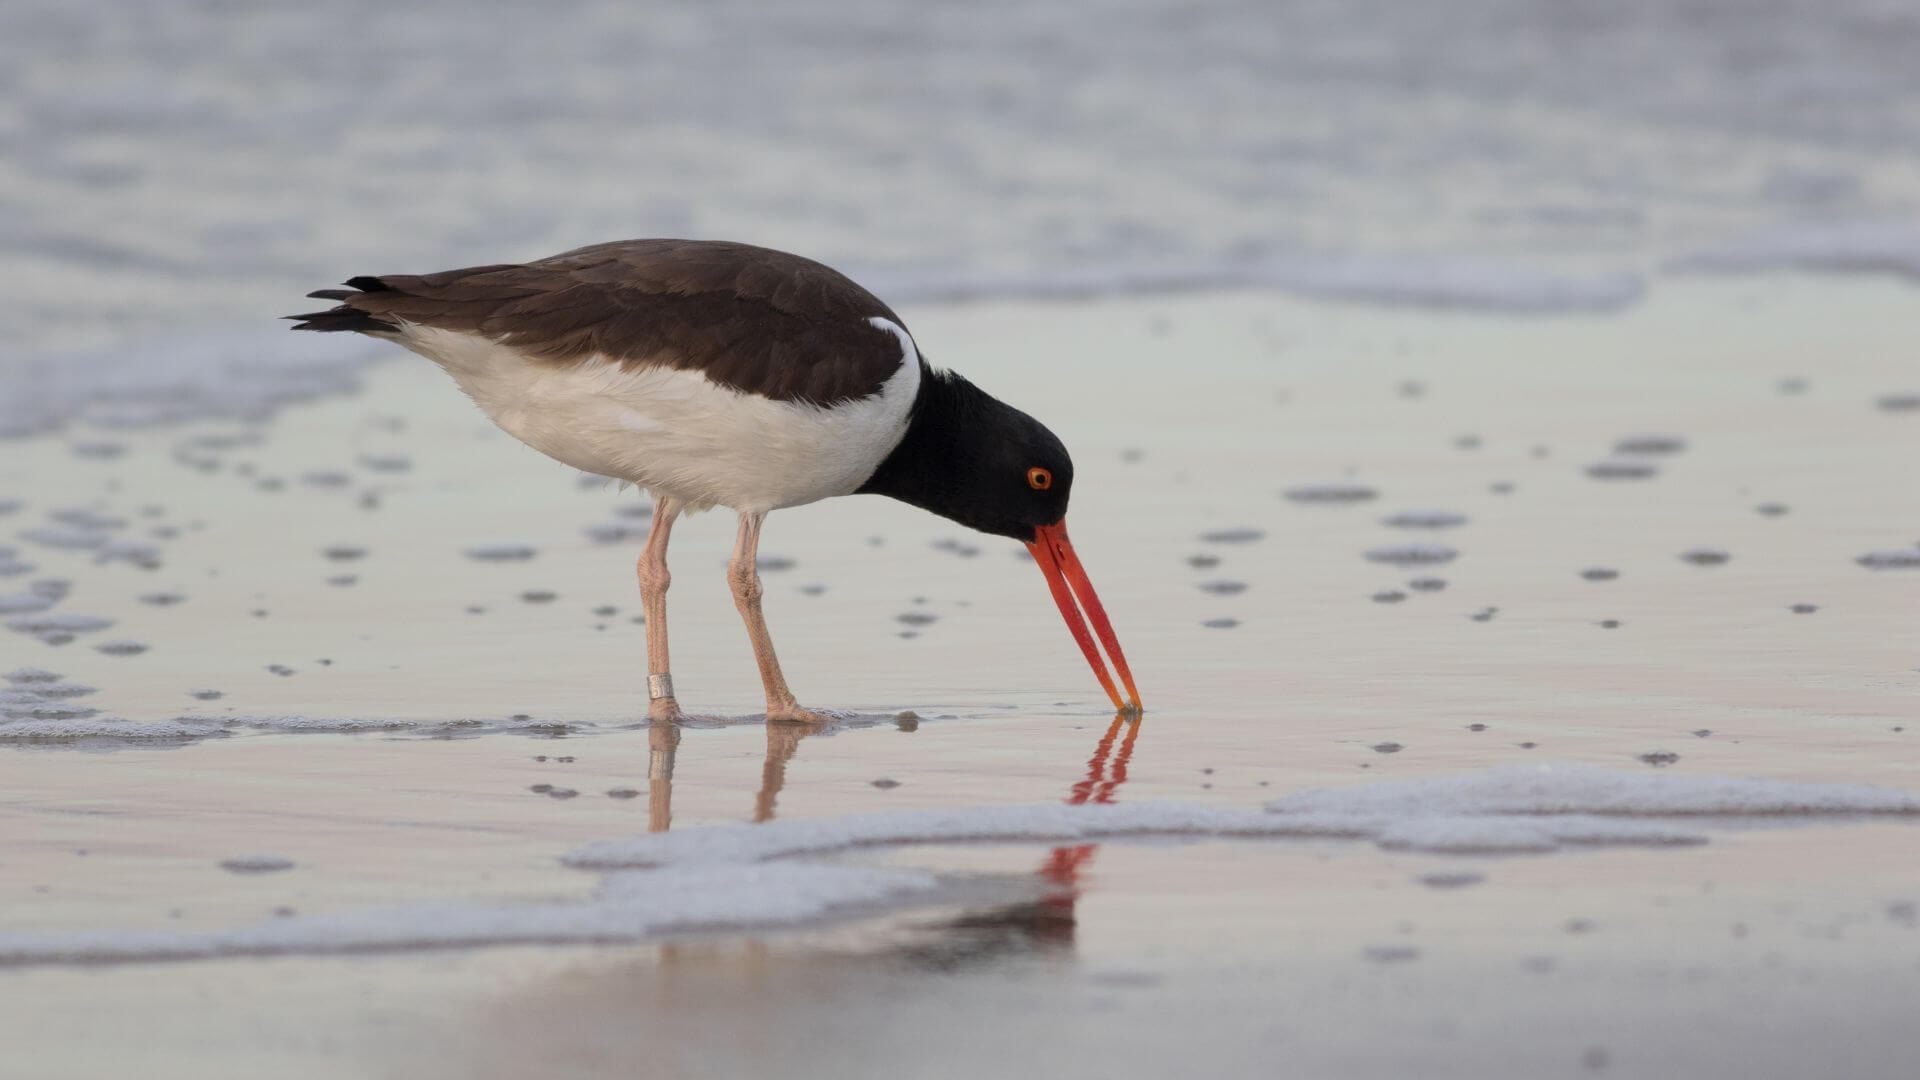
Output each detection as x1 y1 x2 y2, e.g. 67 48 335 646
1028 467 1053 491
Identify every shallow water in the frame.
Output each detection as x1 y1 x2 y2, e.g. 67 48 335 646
3 276 1919 1075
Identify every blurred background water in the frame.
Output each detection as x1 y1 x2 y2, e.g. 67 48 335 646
3 0 1917 359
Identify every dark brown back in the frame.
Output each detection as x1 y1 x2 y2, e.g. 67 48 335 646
318 239 912 406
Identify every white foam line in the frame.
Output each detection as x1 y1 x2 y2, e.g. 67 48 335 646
565 802 1380 869
1265 762 1920 817
0 865 936 968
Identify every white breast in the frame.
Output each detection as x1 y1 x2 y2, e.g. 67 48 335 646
397 317 922 513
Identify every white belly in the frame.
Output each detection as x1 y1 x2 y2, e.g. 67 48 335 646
397 320 922 512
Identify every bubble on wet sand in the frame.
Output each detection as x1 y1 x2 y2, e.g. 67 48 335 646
1585 460 1657 480
464 543 537 562
326 575 357 587
51 509 125 530
1186 553 1221 569
1372 590 1407 603
267 665 294 676
521 590 557 604
94 640 148 657
756 555 797 573
1408 577 1446 592
6 613 113 643
896 611 938 627
1201 617 1240 629
300 471 352 489
870 778 901 790
1469 607 1498 622
189 690 223 700
1638 751 1680 767
1417 871 1486 889
1364 543 1457 566
69 440 127 460
1362 945 1421 963
1199 527 1265 544
139 593 185 606
583 522 649 545
357 453 412 473
93 540 163 570
930 538 980 557
1282 485 1377 505
606 788 641 800
19 526 112 551
1877 392 1920 412
1679 548 1730 566
798 584 827 596
1371 742 1403 754
1198 579 1246 595
1381 509 1468 529
614 504 654 520
1857 549 1920 569
4 667 62 684
1612 434 1686 455
321 545 367 562
1790 603 1818 614
219 855 295 874
0 499 21 516
0 592 54 615
1580 568 1619 581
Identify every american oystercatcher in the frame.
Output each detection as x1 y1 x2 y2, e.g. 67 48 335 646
289 239 1140 722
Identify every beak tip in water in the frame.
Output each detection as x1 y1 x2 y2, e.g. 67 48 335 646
1029 520 1140 717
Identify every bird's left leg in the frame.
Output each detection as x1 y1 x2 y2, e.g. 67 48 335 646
727 511 830 724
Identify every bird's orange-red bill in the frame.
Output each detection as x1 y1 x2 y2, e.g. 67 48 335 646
1027 521 1141 713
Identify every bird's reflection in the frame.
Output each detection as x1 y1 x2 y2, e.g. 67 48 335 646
641 711 1140 968
918 711 1143 962
644 719 817 833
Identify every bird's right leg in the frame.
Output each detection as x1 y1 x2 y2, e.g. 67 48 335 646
637 496 684 722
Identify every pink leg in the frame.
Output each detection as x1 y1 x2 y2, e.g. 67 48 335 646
636 497 683 722
728 511 830 724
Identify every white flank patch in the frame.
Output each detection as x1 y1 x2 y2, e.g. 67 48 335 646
397 319 921 512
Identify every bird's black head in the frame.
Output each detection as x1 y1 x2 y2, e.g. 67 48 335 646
857 366 1072 542
859 362 1140 714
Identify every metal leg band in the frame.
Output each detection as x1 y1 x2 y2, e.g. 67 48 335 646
648 673 675 701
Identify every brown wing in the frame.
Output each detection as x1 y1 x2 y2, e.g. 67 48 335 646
290 239 912 407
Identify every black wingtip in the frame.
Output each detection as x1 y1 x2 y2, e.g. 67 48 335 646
284 306 396 334
305 288 355 301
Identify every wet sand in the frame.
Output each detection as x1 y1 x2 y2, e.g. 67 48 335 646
4 277 1920 1078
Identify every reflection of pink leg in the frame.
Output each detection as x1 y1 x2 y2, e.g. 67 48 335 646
728 511 831 724
647 721 678 834
754 724 809 822
636 497 683 722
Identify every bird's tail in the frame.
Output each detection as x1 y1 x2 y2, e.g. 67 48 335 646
283 277 401 335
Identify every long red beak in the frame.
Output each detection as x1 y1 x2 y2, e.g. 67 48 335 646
1027 521 1142 713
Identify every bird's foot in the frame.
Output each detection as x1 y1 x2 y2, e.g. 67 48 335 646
765 702 837 725
648 697 685 724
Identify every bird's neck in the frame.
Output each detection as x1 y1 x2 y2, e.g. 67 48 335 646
856 365 1001 523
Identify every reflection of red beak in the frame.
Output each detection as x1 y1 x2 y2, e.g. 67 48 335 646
1026 521 1142 713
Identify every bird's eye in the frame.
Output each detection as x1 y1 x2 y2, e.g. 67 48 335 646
1027 467 1052 491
